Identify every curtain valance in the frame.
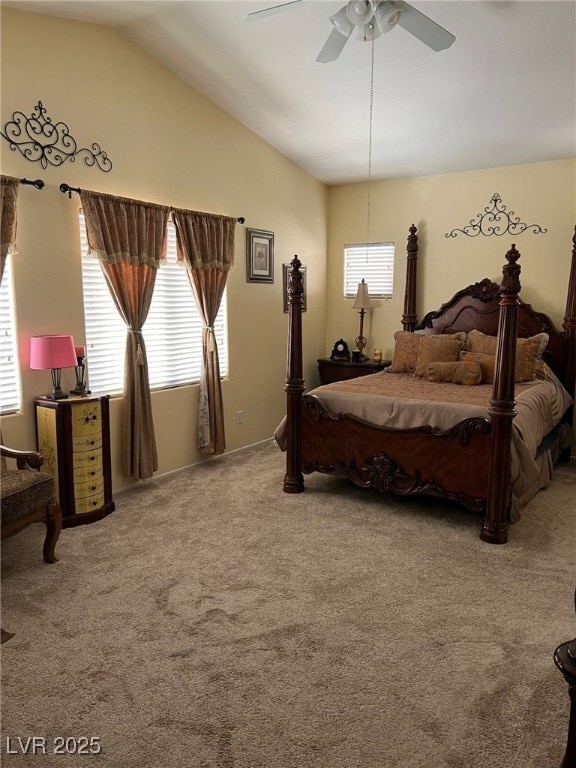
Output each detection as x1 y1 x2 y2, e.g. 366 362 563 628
172 208 236 271
80 190 170 268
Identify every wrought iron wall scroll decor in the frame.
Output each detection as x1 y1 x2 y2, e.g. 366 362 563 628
445 193 547 238
0 101 112 172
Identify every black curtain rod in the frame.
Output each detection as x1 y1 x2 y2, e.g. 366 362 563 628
21 178 45 189
59 183 245 223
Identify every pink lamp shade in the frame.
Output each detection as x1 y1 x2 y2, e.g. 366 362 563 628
30 335 77 370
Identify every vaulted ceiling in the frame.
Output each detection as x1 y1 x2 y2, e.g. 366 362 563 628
3 0 576 184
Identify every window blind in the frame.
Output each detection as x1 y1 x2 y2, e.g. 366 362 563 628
344 242 394 299
0 257 22 414
80 214 229 396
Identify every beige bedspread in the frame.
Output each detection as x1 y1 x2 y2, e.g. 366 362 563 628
275 364 573 519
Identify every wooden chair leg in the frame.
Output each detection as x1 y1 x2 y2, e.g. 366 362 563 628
42 502 62 564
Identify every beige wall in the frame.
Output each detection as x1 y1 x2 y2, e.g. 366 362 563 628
0 8 328 491
327 160 576 363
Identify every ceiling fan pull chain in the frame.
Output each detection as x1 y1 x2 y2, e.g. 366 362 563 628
366 34 375 259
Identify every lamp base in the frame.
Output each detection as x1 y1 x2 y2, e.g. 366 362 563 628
355 335 368 362
46 369 69 400
45 390 69 400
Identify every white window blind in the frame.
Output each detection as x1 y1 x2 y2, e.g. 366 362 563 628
344 242 394 299
80 214 228 396
0 256 22 414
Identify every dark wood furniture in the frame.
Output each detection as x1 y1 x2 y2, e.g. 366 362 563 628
1 444 63 643
0 444 62 562
34 394 115 528
554 591 576 768
283 225 576 544
317 357 390 385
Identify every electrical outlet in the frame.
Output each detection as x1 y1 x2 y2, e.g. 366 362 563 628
236 411 243 424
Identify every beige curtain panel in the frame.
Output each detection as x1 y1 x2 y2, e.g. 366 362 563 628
0 176 20 283
81 190 170 480
172 209 236 455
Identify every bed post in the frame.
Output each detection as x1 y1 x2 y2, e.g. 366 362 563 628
480 244 521 544
402 224 419 331
562 226 576 412
283 255 305 493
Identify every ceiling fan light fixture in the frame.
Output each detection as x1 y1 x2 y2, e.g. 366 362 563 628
329 6 355 36
356 20 382 42
374 0 403 34
346 0 375 26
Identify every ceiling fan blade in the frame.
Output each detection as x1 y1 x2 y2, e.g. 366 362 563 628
395 0 455 51
316 27 352 63
243 0 304 23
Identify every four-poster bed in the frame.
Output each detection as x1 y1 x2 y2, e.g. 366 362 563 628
281 225 576 544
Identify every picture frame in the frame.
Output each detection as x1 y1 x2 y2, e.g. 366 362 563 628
246 229 274 283
283 263 307 313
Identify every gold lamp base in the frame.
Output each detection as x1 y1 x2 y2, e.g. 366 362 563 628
355 335 368 361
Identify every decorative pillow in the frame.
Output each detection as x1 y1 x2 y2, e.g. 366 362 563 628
515 333 549 381
460 351 496 384
467 330 549 382
388 331 423 373
466 330 498 356
414 335 466 377
389 331 467 374
426 361 482 386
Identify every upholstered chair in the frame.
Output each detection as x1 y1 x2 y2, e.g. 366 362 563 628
1 444 63 643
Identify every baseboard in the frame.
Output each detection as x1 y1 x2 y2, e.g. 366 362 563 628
114 438 275 496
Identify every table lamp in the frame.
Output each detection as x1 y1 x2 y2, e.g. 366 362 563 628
30 335 77 399
352 279 374 361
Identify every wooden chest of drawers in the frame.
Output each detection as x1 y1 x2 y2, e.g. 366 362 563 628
34 395 115 527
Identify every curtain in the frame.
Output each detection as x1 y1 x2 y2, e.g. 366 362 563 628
80 190 170 480
0 176 20 283
172 209 236 455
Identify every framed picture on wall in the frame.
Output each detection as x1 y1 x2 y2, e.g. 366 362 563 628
246 229 274 283
283 263 307 313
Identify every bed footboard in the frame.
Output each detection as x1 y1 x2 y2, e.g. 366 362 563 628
301 396 492 513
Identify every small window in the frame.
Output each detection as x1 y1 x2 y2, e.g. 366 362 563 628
344 242 394 299
0 256 22 414
80 214 229 396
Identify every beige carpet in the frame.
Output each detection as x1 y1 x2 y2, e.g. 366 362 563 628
1 441 575 768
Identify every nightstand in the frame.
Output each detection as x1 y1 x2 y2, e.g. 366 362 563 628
34 395 115 527
317 357 390 385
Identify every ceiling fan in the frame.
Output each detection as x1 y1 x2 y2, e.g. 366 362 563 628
244 0 456 62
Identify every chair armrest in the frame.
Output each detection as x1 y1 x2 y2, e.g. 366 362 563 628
0 445 44 470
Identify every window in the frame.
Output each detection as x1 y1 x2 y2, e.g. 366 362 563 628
343 242 394 299
80 215 228 396
0 256 22 414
